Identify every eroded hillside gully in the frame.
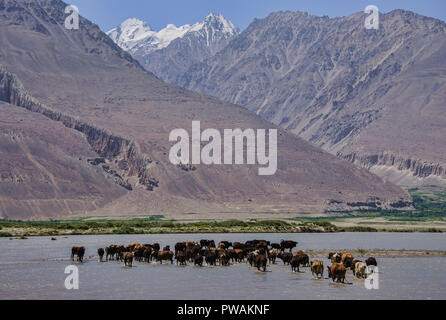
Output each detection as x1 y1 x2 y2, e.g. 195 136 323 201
0 65 158 191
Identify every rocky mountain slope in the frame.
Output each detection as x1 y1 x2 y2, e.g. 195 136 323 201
107 13 239 83
177 10 446 187
0 0 410 219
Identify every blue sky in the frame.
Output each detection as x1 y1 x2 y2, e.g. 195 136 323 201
66 0 446 32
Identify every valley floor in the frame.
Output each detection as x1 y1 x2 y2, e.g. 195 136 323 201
1 186 445 236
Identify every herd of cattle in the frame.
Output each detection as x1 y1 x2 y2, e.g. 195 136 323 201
70 239 378 283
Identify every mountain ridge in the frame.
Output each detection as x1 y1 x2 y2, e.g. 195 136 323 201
0 0 411 219
176 9 446 187
107 13 240 82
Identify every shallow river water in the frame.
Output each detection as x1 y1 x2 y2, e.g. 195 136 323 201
0 233 445 299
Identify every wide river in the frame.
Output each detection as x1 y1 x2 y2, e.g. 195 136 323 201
0 232 445 299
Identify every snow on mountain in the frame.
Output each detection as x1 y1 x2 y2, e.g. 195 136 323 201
107 13 239 55
107 18 153 51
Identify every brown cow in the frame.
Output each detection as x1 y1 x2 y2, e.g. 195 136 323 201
128 243 142 252
354 262 367 279
268 249 277 264
254 252 267 271
327 263 346 283
311 260 324 279
341 253 354 268
234 249 245 262
122 252 133 267
350 259 362 273
185 241 198 249
71 246 85 262
156 250 174 264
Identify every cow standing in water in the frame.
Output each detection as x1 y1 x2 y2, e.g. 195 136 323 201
311 260 324 279
280 240 298 252
71 246 85 263
254 249 267 272
341 253 354 268
97 248 105 262
327 263 346 283
122 252 133 267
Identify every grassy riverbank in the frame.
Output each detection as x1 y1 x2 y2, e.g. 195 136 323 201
0 219 337 237
0 217 444 237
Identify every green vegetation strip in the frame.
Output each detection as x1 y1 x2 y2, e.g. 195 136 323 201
0 219 342 237
0 218 444 237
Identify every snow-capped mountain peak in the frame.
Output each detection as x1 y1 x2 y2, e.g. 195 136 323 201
203 13 239 36
106 13 240 83
107 18 153 51
121 17 152 32
107 13 239 53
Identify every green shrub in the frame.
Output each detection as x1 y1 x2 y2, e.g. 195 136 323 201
112 226 136 234
255 220 290 227
341 226 378 232
159 221 175 228
0 231 12 237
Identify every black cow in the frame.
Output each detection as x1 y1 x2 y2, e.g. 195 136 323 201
290 254 307 272
277 252 293 264
365 257 378 266
175 242 186 255
233 242 245 250
176 251 187 266
200 240 216 248
270 243 281 250
194 253 204 267
97 248 104 262
205 251 217 266
71 246 85 262
280 240 298 252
